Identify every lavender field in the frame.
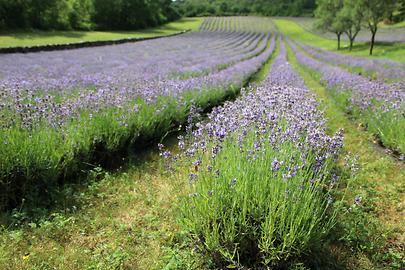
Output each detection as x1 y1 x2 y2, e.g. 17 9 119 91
0 16 404 270
0 17 275 208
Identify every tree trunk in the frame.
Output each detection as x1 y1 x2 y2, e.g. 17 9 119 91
349 38 354 51
370 31 376 55
337 33 341 50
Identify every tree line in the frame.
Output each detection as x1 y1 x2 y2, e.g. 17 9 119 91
0 0 180 30
173 0 317 17
315 0 404 55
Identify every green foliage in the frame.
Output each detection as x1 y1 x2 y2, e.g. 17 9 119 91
0 0 180 31
338 0 364 50
93 0 180 30
273 18 405 61
315 0 399 55
361 0 397 54
314 0 344 34
173 0 316 17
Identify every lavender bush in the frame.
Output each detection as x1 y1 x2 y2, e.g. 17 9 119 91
163 36 344 267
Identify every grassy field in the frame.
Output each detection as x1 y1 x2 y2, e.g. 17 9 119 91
273 18 405 62
379 20 405 28
0 17 203 48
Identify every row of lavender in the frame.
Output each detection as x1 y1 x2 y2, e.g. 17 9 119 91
288 39 405 156
200 16 272 33
0 21 273 130
161 35 344 267
294 41 405 81
0 17 275 209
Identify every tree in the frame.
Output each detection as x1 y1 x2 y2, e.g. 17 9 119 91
361 0 396 55
399 0 405 21
338 0 364 51
314 0 344 50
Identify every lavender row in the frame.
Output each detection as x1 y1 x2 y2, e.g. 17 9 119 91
265 34 307 89
179 36 340 168
294 40 405 81
0 24 276 130
0 32 254 93
176 32 271 78
0 20 267 96
200 16 272 33
288 39 404 110
174 32 266 76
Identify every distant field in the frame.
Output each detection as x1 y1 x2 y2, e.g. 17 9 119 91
0 17 203 48
273 18 405 62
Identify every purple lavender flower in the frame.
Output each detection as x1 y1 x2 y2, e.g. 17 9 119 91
230 178 237 188
354 195 362 206
271 158 281 171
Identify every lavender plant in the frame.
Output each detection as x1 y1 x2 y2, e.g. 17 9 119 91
164 36 344 267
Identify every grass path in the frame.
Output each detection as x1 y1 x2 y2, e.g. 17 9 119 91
0 143 202 269
0 17 203 48
273 18 405 62
286 42 405 270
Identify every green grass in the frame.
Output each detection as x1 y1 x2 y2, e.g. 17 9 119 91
0 17 203 48
273 18 405 62
0 144 205 270
380 20 405 28
286 41 405 270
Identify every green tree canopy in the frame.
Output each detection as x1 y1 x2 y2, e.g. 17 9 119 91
314 0 344 49
0 0 180 30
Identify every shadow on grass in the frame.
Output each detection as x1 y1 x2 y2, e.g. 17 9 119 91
336 41 405 57
0 128 180 227
0 30 87 40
